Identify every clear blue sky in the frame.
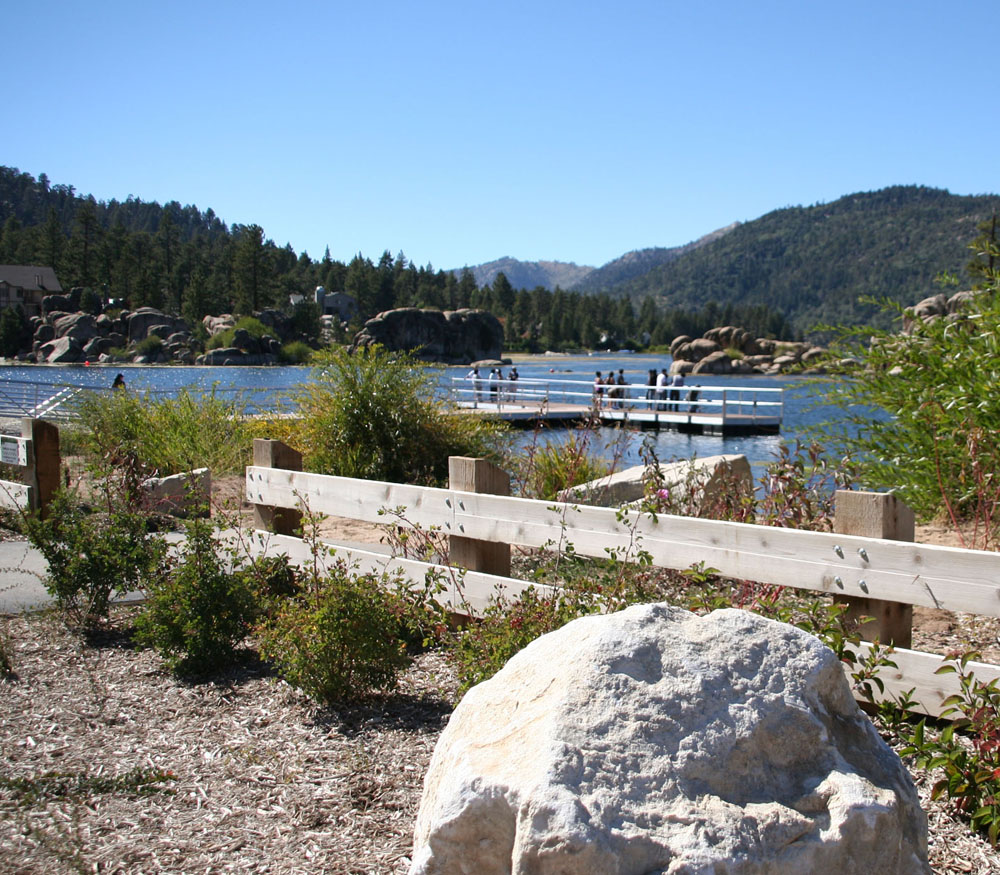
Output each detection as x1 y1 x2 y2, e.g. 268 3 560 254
8 0 998 270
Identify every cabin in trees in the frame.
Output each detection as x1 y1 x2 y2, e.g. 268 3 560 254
0 265 62 318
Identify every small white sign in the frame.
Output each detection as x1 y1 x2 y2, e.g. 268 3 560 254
0 436 28 467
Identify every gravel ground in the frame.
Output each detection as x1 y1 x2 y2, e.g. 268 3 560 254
2 608 1000 875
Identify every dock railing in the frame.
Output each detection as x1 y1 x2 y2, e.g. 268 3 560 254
448 376 783 425
247 441 1000 718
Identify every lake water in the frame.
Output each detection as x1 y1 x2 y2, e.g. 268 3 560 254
0 354 844 473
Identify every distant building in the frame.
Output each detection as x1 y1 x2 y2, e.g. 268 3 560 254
0 265 62 318
314 286 357 322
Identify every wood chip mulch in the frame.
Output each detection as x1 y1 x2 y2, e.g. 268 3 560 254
3 607 1000 874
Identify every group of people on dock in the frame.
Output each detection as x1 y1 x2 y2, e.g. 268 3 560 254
594 368 699 413
466 366 519 407
593 369 629 409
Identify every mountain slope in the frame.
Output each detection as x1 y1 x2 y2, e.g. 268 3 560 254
572 223 738 292
449 257 595 291
602 186 998 331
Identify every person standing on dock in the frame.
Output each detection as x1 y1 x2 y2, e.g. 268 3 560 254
669 372 684 411
508 367 519 404
615 369 627 410
467 366 483 407
489 368 499 404
593 371 605 407
646 369 657 409
656 369 668 410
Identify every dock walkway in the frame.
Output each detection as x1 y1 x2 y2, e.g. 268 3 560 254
451 376 782 435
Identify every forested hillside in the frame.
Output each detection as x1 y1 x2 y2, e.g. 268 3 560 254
598 187 998 331
0 166 791 350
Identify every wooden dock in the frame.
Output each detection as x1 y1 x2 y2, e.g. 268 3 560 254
451 377 782 435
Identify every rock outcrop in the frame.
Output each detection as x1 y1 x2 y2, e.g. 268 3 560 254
903 289 984 334
410 604 929 874
669 325 826 375
559 454 752 508
351 308 503 364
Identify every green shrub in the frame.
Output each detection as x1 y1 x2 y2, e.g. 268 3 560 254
816 222 1000 545
135 518 258 675
206 316 269 350
451 586 596 694
77 387 251 479
279 340 313 364
21 492 166 629
133 334 163 357
512 428 612 500
258 561 410 703
282 345 507 484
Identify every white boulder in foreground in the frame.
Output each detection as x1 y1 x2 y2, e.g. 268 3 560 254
410 604 929 874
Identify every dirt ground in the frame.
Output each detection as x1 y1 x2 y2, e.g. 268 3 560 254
4 473 1000 872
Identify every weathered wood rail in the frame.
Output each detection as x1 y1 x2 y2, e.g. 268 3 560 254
245 440 1000 717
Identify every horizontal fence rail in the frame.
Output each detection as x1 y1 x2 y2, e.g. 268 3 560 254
246 454 1000 718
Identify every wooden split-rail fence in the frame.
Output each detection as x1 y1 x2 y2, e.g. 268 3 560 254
0 418 61 517
246 438 1000 719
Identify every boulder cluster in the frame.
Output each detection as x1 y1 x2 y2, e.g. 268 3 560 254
351 307 503 365
669 325 827 376
15 288 307 365
902 289 984 334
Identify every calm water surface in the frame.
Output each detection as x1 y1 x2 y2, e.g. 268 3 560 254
1 355 845 472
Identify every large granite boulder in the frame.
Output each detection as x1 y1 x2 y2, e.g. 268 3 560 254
351 308 503 364
691 349 734 375
559 454 752 508
37 336 83 363
52 312 98 344
127 308 187 343
411 604 929 874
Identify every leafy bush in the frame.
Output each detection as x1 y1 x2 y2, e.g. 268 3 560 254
269 345 507 484
135 518 258 675
897 652 1000 845
77 387 251 480
206 316 269 350
279 340 313 364
452 586 597 693
258 561 411 703
817 223 1000 545
511 427 611 500
133 334 163 357
21 491 166 628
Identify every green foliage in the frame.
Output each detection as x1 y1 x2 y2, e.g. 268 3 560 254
133 334 163 357
205 316 269 350
899 652 1000 845
817 257 1000 543
78 287 102 315
511 427 611 500
452 586 597 694
0 304 31 357
134 518 258 676
284 345 507 484
0 767 176 805
20 491 166 628
77 387 250 479
279 340 313 364
258 560 411 704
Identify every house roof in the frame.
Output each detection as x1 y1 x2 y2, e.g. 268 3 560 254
0 265 63 293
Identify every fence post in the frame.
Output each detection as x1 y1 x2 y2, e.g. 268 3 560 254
22 417 60 518
252 439 303 536
448 456 511 577
833 490 914 648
